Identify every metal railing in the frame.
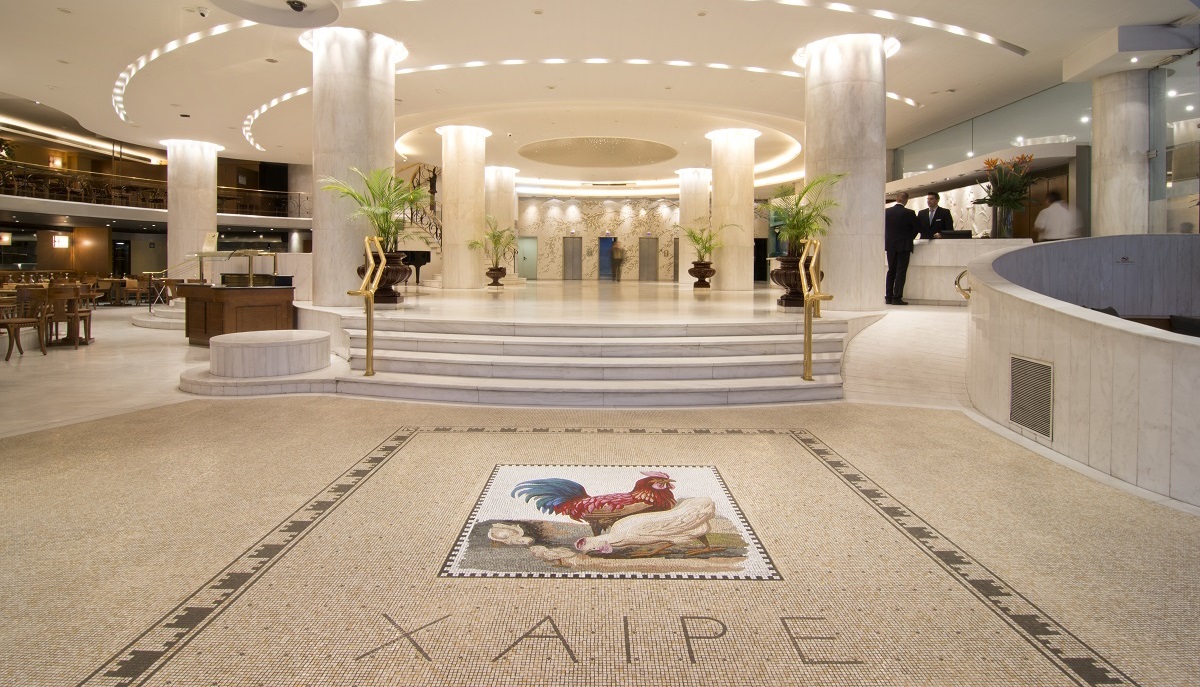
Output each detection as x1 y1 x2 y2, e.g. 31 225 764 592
800 238 833 382
348 236 386 376
0 159 311 217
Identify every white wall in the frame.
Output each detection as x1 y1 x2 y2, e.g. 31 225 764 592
967 236 1200 507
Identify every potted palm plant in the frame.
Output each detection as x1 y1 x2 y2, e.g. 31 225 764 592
320 167 433 303
674 220 733 289
758 173 845 307
468 215 518 287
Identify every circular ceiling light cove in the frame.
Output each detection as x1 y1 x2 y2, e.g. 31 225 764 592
518 137 678 168
111 20 256 122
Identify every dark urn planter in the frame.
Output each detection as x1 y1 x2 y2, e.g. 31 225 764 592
485 266 507 287
357 251 412 304
770 255 806 307
687 260 716 288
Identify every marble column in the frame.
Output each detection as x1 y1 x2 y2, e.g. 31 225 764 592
311 27 403 306
439 126 491 289
676 168 712 284
804 33 887 310
288 163 313 218
1092 70 1149 236
706 129 759 291
163 139 221 275
485 166 520 278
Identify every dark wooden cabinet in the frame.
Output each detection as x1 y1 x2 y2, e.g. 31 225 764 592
177 284 294 346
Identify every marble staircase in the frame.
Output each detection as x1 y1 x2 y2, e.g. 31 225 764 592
131 303 186 330
336 316 846 406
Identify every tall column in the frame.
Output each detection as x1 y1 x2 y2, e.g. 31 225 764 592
484 166 518 231
439 126 491 289
706 129 759 291
311 27 402 306
676 168 712 284
163 139 221 274
1092 70 1149 235
288 163 313 218
288 231 306 253
805 33 886 310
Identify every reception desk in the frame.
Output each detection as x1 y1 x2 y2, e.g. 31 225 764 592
906 238 1032 305
177 284 295 346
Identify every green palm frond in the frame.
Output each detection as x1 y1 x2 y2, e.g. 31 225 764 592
320 167 432 252
674 220 732 262
757 173 845 257
467 215 519 268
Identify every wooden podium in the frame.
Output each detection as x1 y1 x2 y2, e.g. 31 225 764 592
177 283 294 346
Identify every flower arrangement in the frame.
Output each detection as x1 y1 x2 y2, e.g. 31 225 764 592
972 154 1034 211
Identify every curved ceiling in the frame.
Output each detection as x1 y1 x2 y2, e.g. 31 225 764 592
0 0 1197 194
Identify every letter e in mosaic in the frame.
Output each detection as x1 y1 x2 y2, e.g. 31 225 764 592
441 465 779 579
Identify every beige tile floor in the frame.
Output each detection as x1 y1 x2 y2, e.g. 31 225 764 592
1 283 1197 686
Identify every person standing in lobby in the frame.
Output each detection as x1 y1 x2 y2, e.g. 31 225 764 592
917 192 954 239
611 238 625 282
1033 191 1080 242
884 192 918 305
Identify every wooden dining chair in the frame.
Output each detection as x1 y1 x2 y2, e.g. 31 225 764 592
2 288 49 360
125 277 149 305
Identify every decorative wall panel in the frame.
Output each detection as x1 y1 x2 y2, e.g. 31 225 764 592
518 198 679 280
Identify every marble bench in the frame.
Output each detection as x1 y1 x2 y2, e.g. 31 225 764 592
209 329 330 378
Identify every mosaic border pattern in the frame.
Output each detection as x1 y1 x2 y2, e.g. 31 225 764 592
791 430 1141 687
440 464 781 580
74 426 1141 687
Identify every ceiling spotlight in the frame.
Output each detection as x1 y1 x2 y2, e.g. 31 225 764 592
1130 56 1139 63
1188 105 1195 112
966 151 974 158
1168 89 1178 97
286 0 306 11
1081 115 1090 123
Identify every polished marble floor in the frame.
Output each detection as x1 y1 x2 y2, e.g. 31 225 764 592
1 282 1197 686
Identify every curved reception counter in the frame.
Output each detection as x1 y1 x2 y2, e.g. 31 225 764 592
965 235 1200 508
907 238 1032 305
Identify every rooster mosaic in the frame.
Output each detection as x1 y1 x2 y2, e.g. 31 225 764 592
511 470 678 536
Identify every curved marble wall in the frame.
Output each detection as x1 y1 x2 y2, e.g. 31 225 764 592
967 236 1200 507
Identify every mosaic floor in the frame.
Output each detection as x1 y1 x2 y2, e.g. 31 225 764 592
2 398 1197 686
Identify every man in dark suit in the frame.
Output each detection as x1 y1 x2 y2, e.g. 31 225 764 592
917 192 954 239
884 191 918 305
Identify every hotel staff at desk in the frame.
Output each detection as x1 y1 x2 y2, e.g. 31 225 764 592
917 192 954 239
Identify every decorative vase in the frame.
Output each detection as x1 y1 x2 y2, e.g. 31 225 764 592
687 260 716 288
769 255 806 308
485 265 506 287
992 206 1014 239
356 251 411 304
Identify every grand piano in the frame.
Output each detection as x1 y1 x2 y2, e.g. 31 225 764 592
402 250 432 284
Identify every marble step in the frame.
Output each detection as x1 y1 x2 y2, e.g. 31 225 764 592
348 348 842 379
342 316 846 338
131 311 185 330
333 371 843 407
345 329 845 357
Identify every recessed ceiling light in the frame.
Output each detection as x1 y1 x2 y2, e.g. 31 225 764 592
1130 57 1139 63
926 164 934 170
56 7 71 13
266 58 279 63
532 8 543 14
1081 115 1090 123
1168 89 1178 97
180 113 191 118
966 151 974 157
697 10 708 16
1188 105 1196 112
56 59 70 65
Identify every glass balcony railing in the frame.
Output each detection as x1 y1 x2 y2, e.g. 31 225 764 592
0 159 311 218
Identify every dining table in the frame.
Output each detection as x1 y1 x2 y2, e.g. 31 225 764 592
95 277 128 305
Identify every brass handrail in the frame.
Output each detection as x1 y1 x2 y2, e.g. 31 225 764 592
955 270 972 300
348 236 386 376
800 239 833 381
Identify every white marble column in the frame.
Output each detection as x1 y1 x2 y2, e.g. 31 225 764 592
1092 70 1149 236
439 126 491 289
706 129 759 291
163 139 221 275
485 166 520 280
676 168 712 284
804 33 887 310
288 163 313 218
311 28 403 306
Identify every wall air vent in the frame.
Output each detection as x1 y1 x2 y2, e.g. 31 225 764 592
1010 356 1053 439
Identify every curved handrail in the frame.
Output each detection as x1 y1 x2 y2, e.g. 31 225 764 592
955 269 972 300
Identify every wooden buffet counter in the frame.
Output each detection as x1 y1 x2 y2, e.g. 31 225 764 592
176 284 295 346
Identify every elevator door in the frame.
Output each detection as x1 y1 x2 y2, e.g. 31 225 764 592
598 236 614 280
562 236 583 280
518 236 538 280
638 237 658 281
